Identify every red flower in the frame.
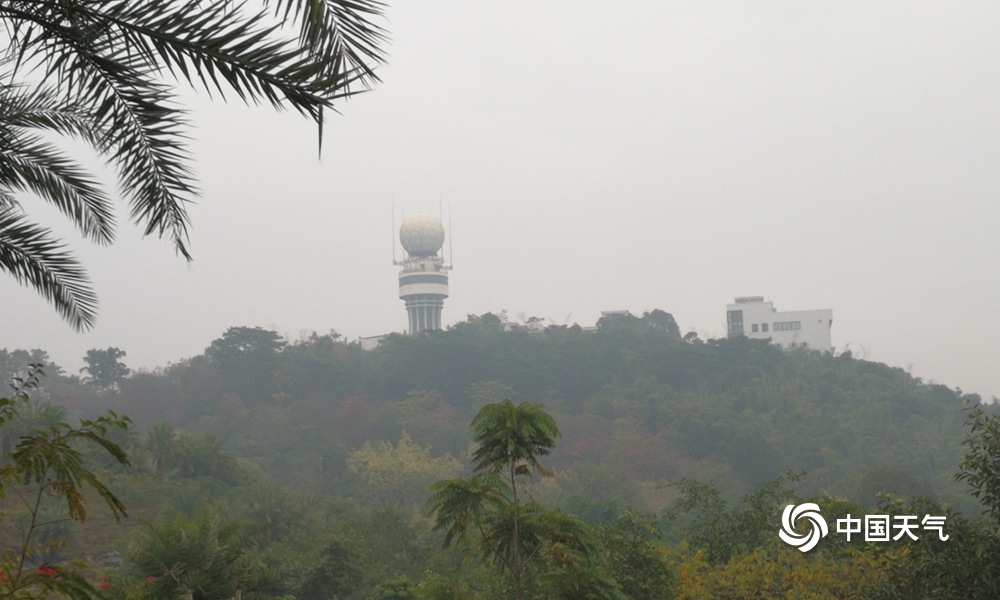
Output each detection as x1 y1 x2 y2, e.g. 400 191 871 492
37 566 58 576
146 576 157 584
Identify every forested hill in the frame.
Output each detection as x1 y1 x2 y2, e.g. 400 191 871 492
13 309 986 514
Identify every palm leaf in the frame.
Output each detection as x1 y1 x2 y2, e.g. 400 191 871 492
0 0 387 322
0 82 114 243
0 209 97 330
471 399 561 476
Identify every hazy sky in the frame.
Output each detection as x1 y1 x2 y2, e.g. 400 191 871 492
3 1 998 400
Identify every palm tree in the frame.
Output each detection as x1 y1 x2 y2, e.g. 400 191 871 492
145 422 178 476
129 509 275 600
0 0 387 329
430 400 561 600
471 399 561 479
428 473 507 550
471 399 560 599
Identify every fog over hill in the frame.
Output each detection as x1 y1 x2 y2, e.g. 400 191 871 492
4 1 998 401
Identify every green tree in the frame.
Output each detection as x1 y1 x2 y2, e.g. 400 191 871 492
128 509 278 600
205 326 287 403
145 422 179 476
666 471 804 565
430 400 622 600
640 309 681 338
206 327 287 366
531 508 624 600
862 403 1000 599
367 576 419 600
468 399 560 599
0 365 130 599
451 312 505 334
81 347 130 390
143 423 243 483
296 537 364 600
956 401 1000 521
859 465 929 505
0 348 61 382
0 0 386 329
414 572 477 600
376 390 467 457
597 509 673 600
0 394 66 457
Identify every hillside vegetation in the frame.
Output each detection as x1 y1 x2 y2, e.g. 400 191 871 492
1 310 994 599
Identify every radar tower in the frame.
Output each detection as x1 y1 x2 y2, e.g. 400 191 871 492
395 212 450 334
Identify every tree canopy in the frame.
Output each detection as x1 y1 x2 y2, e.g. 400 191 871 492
81 347 130 390
4 315 999 598
429 401 623 600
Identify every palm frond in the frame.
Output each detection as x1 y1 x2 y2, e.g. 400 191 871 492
0 133 114 243
427 474 506 548
0 208 97 330
471 399 561 476
0 0 387 322
0 82 104 144
59 48 197 258
0 81 115 242
0 0 387 259
263 0 387 84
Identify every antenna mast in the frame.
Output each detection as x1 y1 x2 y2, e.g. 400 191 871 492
392 199 401 264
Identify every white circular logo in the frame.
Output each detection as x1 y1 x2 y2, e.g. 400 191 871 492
778 503 828 552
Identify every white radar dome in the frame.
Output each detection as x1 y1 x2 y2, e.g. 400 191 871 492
399 212 445 257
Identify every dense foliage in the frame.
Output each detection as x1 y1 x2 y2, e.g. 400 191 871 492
72 316 981 514
2 310 996 598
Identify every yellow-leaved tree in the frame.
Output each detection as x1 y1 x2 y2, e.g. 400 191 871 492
348 432 463 509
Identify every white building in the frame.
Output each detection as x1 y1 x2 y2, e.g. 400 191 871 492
726 296 833 352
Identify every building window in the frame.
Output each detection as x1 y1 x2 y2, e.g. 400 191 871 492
751 324 759 333
762 323 769 332
727 310 744 337
774 321 802 331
